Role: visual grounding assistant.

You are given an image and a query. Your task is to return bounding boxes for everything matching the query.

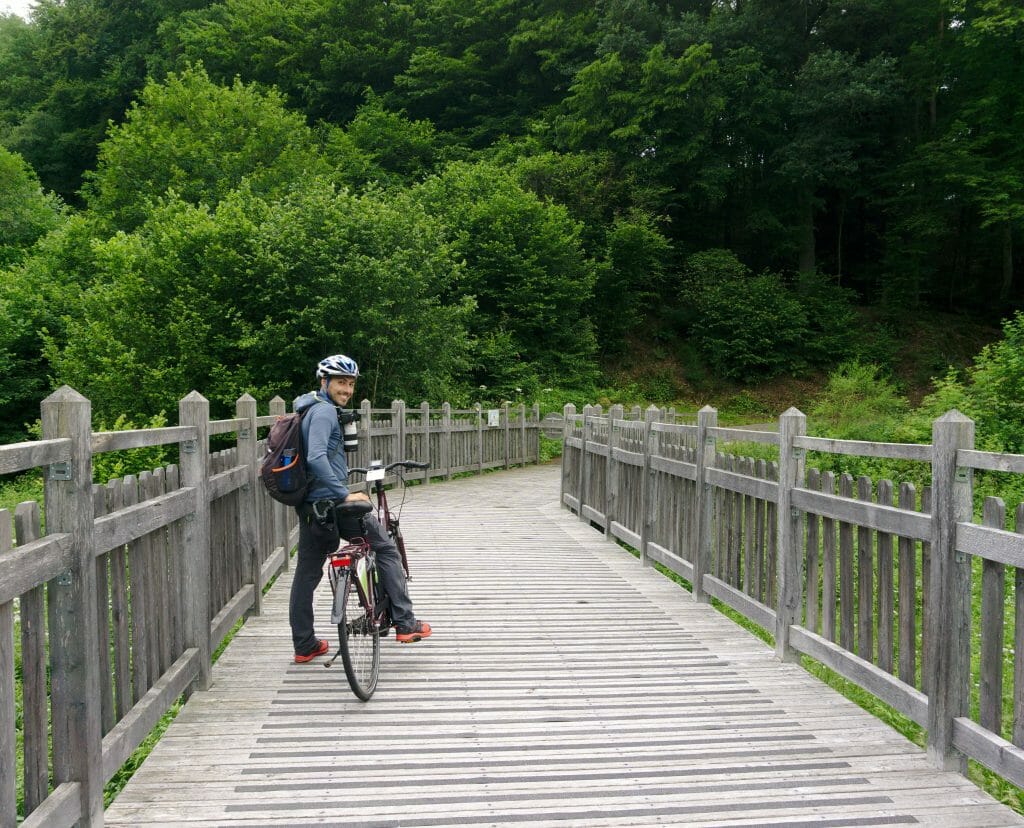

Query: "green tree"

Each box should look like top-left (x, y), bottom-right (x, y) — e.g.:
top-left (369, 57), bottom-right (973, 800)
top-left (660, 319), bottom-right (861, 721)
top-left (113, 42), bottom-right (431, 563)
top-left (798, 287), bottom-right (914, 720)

top-left (0, 144), bottom-right (63, 267)
top-left (83, 64), bottom-right (321, 230)
top-left (46, 180), bottom-right (473, 419)
top-left (410, 160), bottom-right (599, 393)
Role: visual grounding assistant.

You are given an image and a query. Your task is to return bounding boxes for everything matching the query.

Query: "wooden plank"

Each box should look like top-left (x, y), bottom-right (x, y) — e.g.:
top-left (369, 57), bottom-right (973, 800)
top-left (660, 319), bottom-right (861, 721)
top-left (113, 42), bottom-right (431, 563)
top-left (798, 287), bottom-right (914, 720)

top-left (20, 782), bottom-right (81, 828)
top-left (91, 426), bottom-right (194, 454)
top-left (14, 502), bottom-right (48, 816)
top-left (804, 468), bottom-right (820, 633)
top-left (897, 483), bottom-right (917, 687)
top-left (104, 465), bottom-right (1023, 828)
top-left (706, 466), bottom-right (778, 502)
top-left (795, 435), bottom-right (932, 462)
top-left (877, 480), bottom-right (895, 675)
top-left (0, 530), bottom-right (73, 605)
top-left (0, 511), bottom-right (15, 826)
top-left (708, 426), bottom-right (778, 445)
top-left (979, 498), bottom-right (1006, 735)
top-left (958, 521), bottom-right (1024, 567)
top-left (93, 486), bottom-right (115, 735)
top-left (0, 437), bottom-right (72, 475)
top-left (958, 448), bottom-right (1024, 474)
top-left (953, 716), bottom-right (1024, 789)
top-left (209, 417), bottom-right (246, 436)
top-left (649, 454), bottom-right (696, 481)
top-left (704, 574), bottom-right (775, 631)
top-left (839, 474), bottom-right (855, 652)
top-left (821, 471), bottom-right (837, 643)
top-left (209, 465), bottom-right (247, 501)
top-left (92, 487), bottom-right (196, 555)
top-left (792, 486), bottom-right (932, 541)
top-left (106, 479), bottom-right (132, 723)
top-left (857, 476), bottom-right (874, 663)
top-left (1015, 503), bottom-right (1024, 748)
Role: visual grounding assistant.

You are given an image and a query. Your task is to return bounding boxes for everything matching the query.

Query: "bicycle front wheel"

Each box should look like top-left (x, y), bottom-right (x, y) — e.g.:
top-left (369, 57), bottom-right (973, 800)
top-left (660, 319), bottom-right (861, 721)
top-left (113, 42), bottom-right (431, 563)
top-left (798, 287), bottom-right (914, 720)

top-left (338, 567), bottom-right (380, 700)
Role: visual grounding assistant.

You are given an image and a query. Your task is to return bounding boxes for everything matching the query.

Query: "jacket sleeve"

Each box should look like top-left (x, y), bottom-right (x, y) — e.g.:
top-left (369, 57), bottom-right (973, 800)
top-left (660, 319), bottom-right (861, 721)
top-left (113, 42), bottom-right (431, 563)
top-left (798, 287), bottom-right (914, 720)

top-left (304, 406), bottom-right (349, 500)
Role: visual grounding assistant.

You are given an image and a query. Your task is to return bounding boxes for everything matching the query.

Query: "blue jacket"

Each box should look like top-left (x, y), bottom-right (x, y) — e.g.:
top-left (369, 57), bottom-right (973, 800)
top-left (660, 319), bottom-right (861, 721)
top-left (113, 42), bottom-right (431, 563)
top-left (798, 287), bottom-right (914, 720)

top-left (294, 390), bottom-right (350, 502)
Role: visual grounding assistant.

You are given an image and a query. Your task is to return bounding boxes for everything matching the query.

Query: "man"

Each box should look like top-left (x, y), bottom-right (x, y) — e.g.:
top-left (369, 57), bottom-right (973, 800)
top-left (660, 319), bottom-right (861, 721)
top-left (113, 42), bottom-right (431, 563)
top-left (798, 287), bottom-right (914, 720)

top-left (289, 354), bottom-right (431, 662)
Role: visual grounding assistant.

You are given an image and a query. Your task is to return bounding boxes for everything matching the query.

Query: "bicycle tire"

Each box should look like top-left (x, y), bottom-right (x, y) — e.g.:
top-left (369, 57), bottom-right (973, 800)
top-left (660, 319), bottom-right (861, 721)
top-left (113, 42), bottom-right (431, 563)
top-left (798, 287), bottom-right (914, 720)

top-left (338, 567), bottom-right (380, 700)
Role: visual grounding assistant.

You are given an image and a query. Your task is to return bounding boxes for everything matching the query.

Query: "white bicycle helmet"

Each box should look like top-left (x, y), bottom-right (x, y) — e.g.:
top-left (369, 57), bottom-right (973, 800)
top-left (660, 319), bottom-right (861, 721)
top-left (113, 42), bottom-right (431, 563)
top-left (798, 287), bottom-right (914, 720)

top-left (316, 354), bottom-right (359, 379)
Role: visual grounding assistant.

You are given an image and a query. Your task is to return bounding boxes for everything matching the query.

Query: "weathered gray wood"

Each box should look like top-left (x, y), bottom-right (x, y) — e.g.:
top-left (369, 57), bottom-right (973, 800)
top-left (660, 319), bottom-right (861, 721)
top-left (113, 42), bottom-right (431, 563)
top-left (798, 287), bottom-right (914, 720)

top-left (0, 529), bottom-right (72, 605)
top-left (15, 502), bottom-right (48, 816)
top-left (103, 465), bottom-right (1024, 828)
top-left (704, 573), bottom-right (776, 631)
top-left (775, 408), bottom-right (806, 662)
top-left (101, 649), bottom-right (200, 783)
top-left (179, 391), bottom-right (212, 691)
top-left (92, 487), bottom-right (196, 555)
top-left (979, 497), bottom-right (1006, 735)
top-left (236, 394), bottom-right (262, 619)
top-left (92, 486), bottom-right (115, 735)
top-left (139, 471), bottom-right (161, 688)
top-left (708, 426), bottom-right (779, 445)
top-left (958, 448), bottom-right (1024, 474)
top-left (0, 510), bottom-right (15, 826)
top-left (791, 486), bottom-right (932, 540)
top-left (19, 781), bottom-right (81, 828)
top-left (693, 406), bottom-right (717, 603)
top-left (41, 385), bottom-right (104, 826)
top-left (640, 406), bottom-right (659, 568)
top-left (857, 476), bottom-right (874, 663)
top-left (208, 417), bottom-right (246, 436)
top-left (926, 411), bottom-right (974, 772)
top-left (790, 626), bottom-right (928, 726)
top-left (208, 464), bottom-right (247, 500)
top-left (898, 483), bottom-right (918, 687)
top-left (953, 717), bottom-right (1024, 789)
top-left (795, 435), bottom-right (932, 462)
top-left (106, 479), bottom-right (132, 723)
top-left (877, 479), bottom-right (895, 674)
top-left (1015, 502), bottom-right (1024, 748)
top-left (821, 471), bottom-right (837, 642)
top-left (605, 407), bottom-right (622, 541)
top-left (91, 426), bottom-right (194, 454)
top-left (958, 521), bottom-right (1024, 567)
top-left (804, 468), bottom-right (820, 632)
top-left (706, 466), bottom-right (778, 501)
top-left (839, 473), bottom-right (855, 651)
top-left (0, 437), bottom-right (71, 475)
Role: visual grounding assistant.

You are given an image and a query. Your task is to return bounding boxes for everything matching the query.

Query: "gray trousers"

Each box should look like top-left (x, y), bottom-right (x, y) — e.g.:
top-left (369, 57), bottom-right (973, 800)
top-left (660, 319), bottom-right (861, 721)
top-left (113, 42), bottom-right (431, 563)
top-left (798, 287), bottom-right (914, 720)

top-left (289, 507), bottom-right (416, 654)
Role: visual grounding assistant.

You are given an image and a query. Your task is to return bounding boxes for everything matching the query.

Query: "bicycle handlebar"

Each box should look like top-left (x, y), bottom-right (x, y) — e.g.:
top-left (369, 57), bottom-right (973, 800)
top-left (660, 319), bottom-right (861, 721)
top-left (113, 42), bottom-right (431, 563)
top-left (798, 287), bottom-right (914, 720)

top-left (349, 460), bottom-right (429, 475)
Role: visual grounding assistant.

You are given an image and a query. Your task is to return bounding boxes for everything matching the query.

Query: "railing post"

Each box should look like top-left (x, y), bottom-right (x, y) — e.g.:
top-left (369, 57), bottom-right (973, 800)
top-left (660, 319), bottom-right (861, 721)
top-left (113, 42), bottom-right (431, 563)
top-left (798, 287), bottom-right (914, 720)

top-left (561, 403), bottom-right (576, 510)
top-left (475, 403), bottom-right (484, 475)
top-left (520, 403), bottom-right (528, 467)
top-left (639, 405), bottom-right (659, 566)
top-left (269, 396), bottom-right (290, 570)
top-left (421, 401), bottom-right (431, 484)
top-left (531, 403), bottom-right (540, 464)
top-left (775, 407), bottom-right (806, 662)
top-left (442, 402), bottom-right (453, 480)
top-left (179, 391), bottom-right (212, 691)
top-left (41, 386), bottom-right (103, 826)
top-left (926, 410), bottom-right (974, 772)
top-left (579, 406), bottom-right (592, 524)
top-left (693, 405), bottom-right (718, 603)
top-left (359, 399), bottom-right (372, 470)
top-left (606, 404), bottom-right (624, 541)
top-left (392, 400), bottom-right (406, 464)
top-left (503, 402), bottom-right (511, 469)
top-left (236, 393), bottom-right (262, 617)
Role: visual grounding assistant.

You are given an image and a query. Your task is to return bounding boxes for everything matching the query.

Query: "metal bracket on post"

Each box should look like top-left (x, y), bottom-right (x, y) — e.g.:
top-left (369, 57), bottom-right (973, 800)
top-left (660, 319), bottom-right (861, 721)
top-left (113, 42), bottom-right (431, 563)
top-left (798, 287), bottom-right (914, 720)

top-left (182, 439), bottom-right (198, 455)
top-left (240, 427), bottom-right (251, 440)
top-left (48, 461), bottom-right (73, 481)
top-left (56, 570), bottom-right (72, 586)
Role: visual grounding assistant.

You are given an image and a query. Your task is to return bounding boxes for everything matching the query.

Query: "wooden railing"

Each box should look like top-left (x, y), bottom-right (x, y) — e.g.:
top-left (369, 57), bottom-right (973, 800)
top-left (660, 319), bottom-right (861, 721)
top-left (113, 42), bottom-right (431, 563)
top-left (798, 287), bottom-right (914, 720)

top-left (561, 402), bottom-right (1024, 786)
top-left (0, 388), bottom-right (541, 827)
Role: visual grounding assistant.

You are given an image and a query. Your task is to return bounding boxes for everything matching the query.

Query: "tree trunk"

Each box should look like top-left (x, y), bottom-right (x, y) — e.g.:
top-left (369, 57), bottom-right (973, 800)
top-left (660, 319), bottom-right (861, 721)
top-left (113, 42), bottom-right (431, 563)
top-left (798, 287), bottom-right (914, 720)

top-left (1001, 220), bottom-right (1014, 303)
top-left (798, 195), bottom-right (816, 274)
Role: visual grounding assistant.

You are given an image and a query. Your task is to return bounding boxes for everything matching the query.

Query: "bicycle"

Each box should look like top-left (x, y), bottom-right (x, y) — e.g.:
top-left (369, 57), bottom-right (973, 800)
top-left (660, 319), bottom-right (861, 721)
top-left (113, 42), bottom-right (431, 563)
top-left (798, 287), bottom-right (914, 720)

top-left (320, 459), bottom-right (427, 700)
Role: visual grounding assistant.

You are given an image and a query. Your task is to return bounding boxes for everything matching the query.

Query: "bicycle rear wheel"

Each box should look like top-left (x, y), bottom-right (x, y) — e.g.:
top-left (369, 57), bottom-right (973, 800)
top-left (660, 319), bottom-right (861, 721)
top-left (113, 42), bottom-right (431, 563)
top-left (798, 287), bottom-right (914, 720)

top-left (338, 567), bottom-right (380, 700)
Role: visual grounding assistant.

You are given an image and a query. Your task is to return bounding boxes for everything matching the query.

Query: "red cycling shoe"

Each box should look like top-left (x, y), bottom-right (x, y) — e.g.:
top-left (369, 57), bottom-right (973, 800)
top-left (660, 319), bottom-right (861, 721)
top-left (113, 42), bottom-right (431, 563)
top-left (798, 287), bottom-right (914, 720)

top-left (395, 621), bottom-right (432, 643)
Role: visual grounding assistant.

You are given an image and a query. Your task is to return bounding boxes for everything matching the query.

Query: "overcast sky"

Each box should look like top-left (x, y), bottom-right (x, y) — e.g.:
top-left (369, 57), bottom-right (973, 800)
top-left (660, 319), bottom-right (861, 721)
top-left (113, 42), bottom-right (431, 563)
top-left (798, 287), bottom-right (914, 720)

top-left (1, 0), bottom-right (33, 19)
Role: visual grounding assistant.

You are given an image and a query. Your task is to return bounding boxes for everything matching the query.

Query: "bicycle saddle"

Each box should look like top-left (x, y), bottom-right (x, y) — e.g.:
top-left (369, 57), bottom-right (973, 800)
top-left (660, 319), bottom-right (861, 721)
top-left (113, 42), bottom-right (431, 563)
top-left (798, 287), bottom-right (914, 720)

top-left (333, 500), bottom-right (373, 518)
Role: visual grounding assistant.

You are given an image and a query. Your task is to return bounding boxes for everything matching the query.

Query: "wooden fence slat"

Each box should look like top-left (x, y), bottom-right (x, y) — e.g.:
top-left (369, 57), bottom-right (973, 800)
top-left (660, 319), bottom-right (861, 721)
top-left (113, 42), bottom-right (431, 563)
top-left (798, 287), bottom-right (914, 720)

top-left (980, 497), bottom-right (1007, 735)
top-left (92, 485), bottom-right (115, 735)
top-left (0, 510), bottom-right (15, 826)
top-left (15, 502), bottom-right (47, 816)
top-left (805, 468), bottom-right (820, 633)
top-left (877, 479), bottom-right (894, 673)
top-left (839, 473), bottom-right (855, 652)
top-left (1014, 502), bottom-right (1024, 748)
top-left (821, 472), bottom-right (837, 643)
top-left (106, 479), bottom-right (131, 723)
top-left (897, 483), bottom-right (918, 687)
top-left (857, 475), bottom-right (875, 663)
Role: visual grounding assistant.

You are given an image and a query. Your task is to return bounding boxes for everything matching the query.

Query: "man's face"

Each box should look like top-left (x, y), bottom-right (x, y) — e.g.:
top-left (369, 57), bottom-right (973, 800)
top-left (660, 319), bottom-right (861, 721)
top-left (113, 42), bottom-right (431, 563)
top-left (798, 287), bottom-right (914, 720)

top-left (324, 375), bottom-right (356, 407)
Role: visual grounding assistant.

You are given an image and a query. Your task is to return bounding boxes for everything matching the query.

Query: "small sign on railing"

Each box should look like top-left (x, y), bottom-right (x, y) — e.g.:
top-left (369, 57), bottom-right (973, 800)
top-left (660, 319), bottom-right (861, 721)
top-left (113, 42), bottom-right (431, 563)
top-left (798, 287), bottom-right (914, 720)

top-left (487, 409), bottom-right (500, 427)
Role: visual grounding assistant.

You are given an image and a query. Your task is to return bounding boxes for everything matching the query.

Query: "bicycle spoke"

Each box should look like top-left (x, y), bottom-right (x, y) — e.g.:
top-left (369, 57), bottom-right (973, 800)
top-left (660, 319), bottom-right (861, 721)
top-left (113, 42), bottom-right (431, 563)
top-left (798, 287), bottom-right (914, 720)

top-left (338, 568), bottom-right (380, 700)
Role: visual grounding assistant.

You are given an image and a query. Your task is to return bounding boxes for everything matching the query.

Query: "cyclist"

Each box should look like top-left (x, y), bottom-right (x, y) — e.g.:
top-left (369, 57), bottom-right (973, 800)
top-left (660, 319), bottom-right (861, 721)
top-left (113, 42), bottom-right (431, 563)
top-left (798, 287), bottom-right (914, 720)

top-left (288, 353), bottom-right (432, 662)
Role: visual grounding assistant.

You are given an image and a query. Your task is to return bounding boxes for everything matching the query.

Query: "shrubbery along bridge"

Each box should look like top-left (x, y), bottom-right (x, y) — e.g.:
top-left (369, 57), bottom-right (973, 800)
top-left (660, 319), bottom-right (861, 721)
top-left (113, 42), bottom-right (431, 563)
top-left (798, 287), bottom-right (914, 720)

top-left (2, 387), bottom-right (1024, 825)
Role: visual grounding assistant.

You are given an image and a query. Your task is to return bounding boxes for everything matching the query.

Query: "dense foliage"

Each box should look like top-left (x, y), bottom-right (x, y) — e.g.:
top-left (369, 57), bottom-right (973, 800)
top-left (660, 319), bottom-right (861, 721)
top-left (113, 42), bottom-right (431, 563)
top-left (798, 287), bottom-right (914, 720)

top-left (0, 0), bottom-right (1022, 435)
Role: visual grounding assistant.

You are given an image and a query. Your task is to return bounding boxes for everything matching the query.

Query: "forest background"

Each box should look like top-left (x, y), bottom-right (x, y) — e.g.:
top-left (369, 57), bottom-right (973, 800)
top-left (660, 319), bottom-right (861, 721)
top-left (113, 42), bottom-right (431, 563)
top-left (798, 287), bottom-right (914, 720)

top-left (1, 0), bottom-right (1023, 463)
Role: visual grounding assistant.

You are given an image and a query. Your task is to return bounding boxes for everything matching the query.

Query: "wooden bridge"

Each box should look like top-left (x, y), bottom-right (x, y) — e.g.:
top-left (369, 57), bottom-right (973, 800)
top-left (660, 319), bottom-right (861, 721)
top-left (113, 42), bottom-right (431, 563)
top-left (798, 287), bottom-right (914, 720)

top-left (104, 464), bottom-right (1022, 827)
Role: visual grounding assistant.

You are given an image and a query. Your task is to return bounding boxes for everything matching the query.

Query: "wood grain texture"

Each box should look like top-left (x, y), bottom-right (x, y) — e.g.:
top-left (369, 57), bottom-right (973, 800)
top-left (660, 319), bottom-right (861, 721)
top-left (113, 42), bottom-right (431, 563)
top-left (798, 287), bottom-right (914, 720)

top-left (105, 465), bottom-right (1024, 827)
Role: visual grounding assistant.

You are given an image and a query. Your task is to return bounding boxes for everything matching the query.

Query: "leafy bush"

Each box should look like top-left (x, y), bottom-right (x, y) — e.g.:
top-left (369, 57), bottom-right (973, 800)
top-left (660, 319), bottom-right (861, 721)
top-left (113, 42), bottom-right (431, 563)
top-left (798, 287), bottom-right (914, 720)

top-left (809, 361), bottom-right (909, 442)
top-left (691, 271), bottom-right (808, 380)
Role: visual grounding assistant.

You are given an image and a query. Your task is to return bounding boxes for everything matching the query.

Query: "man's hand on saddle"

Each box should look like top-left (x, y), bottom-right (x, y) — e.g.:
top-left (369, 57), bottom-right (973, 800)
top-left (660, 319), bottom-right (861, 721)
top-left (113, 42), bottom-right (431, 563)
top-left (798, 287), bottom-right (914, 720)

top-left (345, 491), bottom-right (370, 503)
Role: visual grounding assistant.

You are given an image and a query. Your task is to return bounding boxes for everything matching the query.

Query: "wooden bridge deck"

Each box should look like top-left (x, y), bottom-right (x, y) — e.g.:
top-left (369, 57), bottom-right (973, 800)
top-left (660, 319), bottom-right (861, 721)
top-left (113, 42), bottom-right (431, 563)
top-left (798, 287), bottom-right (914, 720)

top-left (105, 464), bottom-right (1024, 827)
